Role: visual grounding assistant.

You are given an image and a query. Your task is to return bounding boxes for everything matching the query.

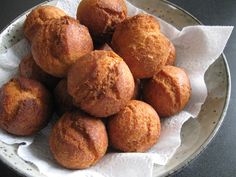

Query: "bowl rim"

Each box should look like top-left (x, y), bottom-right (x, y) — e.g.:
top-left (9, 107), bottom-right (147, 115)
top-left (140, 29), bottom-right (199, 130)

top-left (0, 1), bottom-right (231, 177)
top-left (159, 0), bottom-right (231, 176)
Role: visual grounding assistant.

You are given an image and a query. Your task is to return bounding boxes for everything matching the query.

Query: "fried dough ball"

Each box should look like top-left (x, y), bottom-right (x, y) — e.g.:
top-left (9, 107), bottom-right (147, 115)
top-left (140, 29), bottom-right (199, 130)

top-left (32, 16), bottom-right (93, 77)
top-left (77, 0), bottom-right (127, 43)
top-left (19, 54), bottom-right (60, 90)
top-left (112, 14), bottom-right (173, 79)
top-left (108, 100), bottom-right (161, 152)
top-left (53, 79), bottom-right (76, 116)
top-left (49, 111), bottom-right (108, 169)
top-left (166, 41), bottom-right (176, 66)
top-left (68, 50), bottom-right (135, 117)
top-left (24, 5), bottom-right (66, 42)
top-left (143, 66), bottom-right (191, 117)
top-left (0, 77), bottom-right (53, 136)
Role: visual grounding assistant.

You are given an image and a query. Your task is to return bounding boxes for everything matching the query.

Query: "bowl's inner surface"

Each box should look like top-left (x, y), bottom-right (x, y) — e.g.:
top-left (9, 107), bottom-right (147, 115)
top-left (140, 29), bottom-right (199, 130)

top-left (0, 1), bottom-right (229, 177)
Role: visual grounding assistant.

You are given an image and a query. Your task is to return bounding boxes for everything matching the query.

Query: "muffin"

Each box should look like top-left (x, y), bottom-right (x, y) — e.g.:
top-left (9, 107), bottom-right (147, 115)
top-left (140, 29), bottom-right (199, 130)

top-left (0, 77), bottom-right (53, 136)
top-left (112, 14), bottom-right (171, 79)
top-left (166, 41), bottom-right (176, 66)
top-left (108, 100), bottom-right (161, 152)
top-left (32, 16), bottom-right (94, 78)
top-left (19, 54), bottom-right (60, 90)
top-left (77, 0), bottom-right (127, 43)
top-left (143, 66), bottom-right (191, 117)
top-left (53, 79), bottom-right (76, 116)
top-left (24, 5), bottom-right (66, 42)
top-left (68, 50), bottom-right (135, 117)
top-left (49, 111), bottom-right (108, 169)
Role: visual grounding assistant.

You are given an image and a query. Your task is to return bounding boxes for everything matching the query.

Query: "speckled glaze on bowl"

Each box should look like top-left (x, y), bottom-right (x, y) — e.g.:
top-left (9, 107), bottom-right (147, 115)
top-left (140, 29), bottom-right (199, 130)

top-left (0, 0), bottom-right (230, 177)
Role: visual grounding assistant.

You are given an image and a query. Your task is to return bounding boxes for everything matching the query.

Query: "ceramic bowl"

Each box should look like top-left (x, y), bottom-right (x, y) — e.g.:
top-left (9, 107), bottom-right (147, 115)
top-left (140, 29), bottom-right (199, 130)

top-left (0, 0), bottom-right (230, 177)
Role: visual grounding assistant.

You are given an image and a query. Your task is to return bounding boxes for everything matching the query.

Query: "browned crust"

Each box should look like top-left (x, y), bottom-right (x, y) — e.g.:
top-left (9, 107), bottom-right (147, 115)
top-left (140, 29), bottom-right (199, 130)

top-left (68, 50), bottom-right (135, 117)
top-left (108, 100), bottom-right (161, 152)
top-left (143, 66), bottom-right (191, 117)
top-left (19, 54), bottom-right (60, 90)
top-left (0, 77), bottom-right (53, 136)
top-left (32, 16), bottom-right (94, 77)
top-left (24, 5), bottom-right (66, 42)
top-left (165, 41), bottom-right (176, 66)
top-left (77, 0), bottom-right (127, 43)
top-left (53, 79), bottom-right (76, 116)
top-left (112, 14), bottom-right (170, 79)
top-left (49, 111), bottom-right (108, 169)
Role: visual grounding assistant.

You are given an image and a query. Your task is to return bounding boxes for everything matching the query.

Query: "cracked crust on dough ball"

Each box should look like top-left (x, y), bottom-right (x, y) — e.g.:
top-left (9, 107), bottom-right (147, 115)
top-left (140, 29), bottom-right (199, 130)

top-left (143, 66), bottom-right (191, 117)
top-left (49, 111), bottom-right (108, 169)
top-left (0, 77), bottom-right (53, 136)
top-left (32, 16), bottom-right (93, 77)
top-left (112, 14), bottom-right (172, 78)
top-left (68, 50), bottom-right (135, 117)
top-left (77, 0), bottom-right (127, 43)
top-left (108, 100), bottom-right (161, 152)
top-left (24, 5), bottom-right (66, 42)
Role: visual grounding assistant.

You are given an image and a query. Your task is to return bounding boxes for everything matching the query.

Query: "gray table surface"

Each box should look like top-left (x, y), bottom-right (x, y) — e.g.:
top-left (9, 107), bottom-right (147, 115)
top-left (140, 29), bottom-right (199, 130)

top-left (0, 0), bottom-right (236, 177)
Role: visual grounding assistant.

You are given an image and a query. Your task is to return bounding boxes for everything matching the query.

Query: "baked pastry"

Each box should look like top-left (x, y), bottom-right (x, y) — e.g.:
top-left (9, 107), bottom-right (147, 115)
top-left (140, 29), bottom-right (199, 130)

top-left (143, 66), bottom-right (191, 117)
top-left (32, 16), bottom-right (94, 78)
top-left (0, 77), bottom-right (53, 136)
top-left (108, 100), bottom-right (161, 152)
top-left (49, 111), bottom-right (108, 169)
top-left (68, 50), bottom-right (135, 117)
top-left (19, 54), bottom-right (60, 90)
top-left (54, 79), bottom-right (76, 116)
top-left (166, 41), bottom-right (176, 66)
top-left (24, 5), bottom-right (66, 42)
top-left (112, 14), bottom-right (172, 79)
top-left (77, 0), bottom-right (127, 43)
